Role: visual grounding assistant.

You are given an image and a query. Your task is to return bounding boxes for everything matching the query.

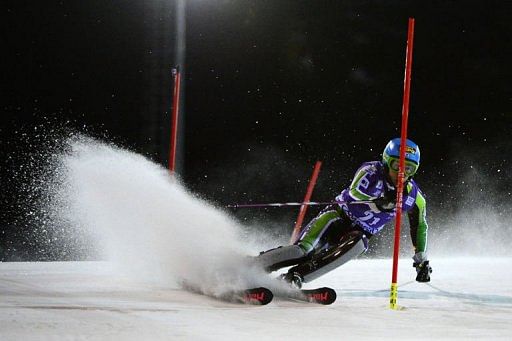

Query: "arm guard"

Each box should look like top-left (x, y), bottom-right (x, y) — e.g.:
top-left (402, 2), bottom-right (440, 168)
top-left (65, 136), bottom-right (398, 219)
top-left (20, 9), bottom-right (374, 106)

top-left (407, 188), bottom-right (428, 253)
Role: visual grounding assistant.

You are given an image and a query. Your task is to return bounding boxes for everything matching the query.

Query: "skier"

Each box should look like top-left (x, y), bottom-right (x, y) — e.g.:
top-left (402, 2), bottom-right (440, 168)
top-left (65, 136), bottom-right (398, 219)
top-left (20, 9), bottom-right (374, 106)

top-left (256, 138), bottom-right (432, 288)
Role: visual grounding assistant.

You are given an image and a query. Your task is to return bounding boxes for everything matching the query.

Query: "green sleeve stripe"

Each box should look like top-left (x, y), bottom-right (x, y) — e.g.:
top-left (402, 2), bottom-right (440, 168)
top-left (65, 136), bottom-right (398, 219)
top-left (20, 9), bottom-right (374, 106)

top-left (414, 190), bottom-right (428, 253)
top-left (349, 188), bottom-right (372, 200)
top-left (349, 168), bottom-right (373, 200)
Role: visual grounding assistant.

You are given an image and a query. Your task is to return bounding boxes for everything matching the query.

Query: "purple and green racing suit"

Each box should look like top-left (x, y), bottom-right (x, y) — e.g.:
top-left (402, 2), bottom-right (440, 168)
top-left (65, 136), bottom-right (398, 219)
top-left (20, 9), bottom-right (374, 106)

top-left (298, 161), bottom-right (428, 256)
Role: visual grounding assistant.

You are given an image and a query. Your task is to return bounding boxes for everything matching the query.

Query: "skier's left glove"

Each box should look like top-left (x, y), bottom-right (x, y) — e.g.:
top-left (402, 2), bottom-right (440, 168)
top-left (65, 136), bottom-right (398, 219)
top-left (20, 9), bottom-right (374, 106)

top-left (414, 261), bottom-right (432, 282)
top-left (412, 252), bottom-right (432, 282)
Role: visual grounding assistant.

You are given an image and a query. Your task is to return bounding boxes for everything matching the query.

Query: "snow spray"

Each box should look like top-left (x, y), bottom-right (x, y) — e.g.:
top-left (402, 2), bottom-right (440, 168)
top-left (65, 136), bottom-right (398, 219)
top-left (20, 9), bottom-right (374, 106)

top-left (54, 136), bottom-right (272, 296)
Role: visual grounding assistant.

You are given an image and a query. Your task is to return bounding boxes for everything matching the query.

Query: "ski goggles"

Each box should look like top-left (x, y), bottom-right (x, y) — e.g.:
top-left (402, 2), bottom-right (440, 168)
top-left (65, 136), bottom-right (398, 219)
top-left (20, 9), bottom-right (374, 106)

top-left (388, 158), bottom-right (419, 176)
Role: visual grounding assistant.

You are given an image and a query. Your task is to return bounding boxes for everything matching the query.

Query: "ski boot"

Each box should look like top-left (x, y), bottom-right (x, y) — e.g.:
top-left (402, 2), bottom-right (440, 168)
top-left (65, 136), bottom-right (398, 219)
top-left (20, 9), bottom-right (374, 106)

top-left (279, 271), bottom-right (304, 289)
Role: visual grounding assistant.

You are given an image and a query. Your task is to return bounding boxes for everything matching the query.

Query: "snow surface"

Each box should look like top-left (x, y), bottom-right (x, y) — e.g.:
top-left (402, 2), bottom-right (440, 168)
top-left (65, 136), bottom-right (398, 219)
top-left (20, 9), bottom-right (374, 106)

top-left (1, 258), bottom-right (512, 340)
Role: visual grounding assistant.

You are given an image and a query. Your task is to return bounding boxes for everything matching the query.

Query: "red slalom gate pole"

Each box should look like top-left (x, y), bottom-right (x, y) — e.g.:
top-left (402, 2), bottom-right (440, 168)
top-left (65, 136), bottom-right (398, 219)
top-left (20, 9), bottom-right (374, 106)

top-left (290, 161), bottom-right (322, 244)
top-left (169, 67), bottom-right (182, 173)
top-left (390, 18), bottom-right (415, 310)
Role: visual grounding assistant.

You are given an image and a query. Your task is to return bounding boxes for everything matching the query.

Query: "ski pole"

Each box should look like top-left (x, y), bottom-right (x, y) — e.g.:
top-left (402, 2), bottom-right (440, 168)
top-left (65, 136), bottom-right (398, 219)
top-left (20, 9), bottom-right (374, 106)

top-left (227, 200), bottom-right (374, 209)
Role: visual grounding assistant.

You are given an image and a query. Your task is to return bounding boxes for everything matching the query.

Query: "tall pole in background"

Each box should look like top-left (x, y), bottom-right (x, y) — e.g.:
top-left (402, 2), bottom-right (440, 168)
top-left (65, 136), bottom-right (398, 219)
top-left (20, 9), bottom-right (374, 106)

top-left (169, 67), bottom-right (181, 173)
top-left (171, 0), bottom-right (186, 176)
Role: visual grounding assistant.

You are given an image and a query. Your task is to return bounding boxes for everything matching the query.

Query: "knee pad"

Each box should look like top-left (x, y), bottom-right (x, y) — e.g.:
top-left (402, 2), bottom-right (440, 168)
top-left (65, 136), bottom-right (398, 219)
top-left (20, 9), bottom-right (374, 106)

top-left (289, 231), bottom-right (368, 283)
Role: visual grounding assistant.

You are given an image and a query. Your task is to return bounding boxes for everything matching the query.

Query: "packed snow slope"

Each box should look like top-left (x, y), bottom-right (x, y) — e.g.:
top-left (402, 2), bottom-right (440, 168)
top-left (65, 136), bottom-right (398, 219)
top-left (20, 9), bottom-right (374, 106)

top-left (1, 259), bottom-right (512, 340)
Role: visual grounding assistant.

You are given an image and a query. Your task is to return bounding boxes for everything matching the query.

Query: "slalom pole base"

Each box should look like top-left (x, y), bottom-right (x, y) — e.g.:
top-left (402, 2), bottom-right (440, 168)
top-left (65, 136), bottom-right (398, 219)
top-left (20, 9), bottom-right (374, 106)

top-left (389, 283), bottom-right (406, 310)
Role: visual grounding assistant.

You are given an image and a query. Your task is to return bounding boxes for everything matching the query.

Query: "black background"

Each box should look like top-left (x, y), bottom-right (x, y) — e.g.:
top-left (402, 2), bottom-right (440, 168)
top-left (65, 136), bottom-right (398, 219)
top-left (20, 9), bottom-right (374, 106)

top-left (2, 1), bottom-right (512, 260)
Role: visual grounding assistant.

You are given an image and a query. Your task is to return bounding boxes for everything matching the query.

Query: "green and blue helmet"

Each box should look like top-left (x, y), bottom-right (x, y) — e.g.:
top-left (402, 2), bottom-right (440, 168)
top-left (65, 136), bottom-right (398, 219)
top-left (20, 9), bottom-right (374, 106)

top-left (382, 138), bottom-right (420, 177)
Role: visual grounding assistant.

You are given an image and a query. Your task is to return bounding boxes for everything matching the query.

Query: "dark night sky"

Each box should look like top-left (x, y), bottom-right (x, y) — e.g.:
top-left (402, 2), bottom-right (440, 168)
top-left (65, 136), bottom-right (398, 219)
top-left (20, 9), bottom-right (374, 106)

top-left (2, 1), bottom-right (512, 259)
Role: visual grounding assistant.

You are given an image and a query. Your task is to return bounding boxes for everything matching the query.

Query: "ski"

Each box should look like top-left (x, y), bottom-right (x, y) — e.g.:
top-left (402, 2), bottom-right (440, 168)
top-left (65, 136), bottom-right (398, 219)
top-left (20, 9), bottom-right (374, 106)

top-left (226, 287), bottom-right (274, 305)
top-left (181, 280), bottom-right (273, 305)
top-left (279, 287), bottom-right (337, 305)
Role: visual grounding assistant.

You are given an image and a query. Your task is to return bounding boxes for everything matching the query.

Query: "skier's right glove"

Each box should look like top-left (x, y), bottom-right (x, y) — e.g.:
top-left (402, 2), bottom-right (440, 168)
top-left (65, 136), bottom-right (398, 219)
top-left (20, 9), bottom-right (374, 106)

top-left (374, 195), bottom-right (396, 212)
top-left (374, 186), bottom-right (411, 212)
top-left (413, 260), bottom-right (432, 282)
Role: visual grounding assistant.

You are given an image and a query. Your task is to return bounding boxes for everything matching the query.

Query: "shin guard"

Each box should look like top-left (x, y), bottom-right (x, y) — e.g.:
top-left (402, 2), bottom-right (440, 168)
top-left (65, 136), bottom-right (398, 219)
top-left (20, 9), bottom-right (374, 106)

top-left (256, 245), bottom-right (308, 272)
top-left (290, 232), bottom-right (368, 283)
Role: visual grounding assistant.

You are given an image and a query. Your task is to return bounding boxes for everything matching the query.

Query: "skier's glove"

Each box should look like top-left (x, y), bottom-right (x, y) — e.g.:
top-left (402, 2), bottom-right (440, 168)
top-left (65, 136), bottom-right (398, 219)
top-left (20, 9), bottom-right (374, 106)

top-left (413, 260), bottom-right (432, 282)
top-left (374, 195), bottom-right (395, 212)
top-left (374, 185), bottom-right (410, 212)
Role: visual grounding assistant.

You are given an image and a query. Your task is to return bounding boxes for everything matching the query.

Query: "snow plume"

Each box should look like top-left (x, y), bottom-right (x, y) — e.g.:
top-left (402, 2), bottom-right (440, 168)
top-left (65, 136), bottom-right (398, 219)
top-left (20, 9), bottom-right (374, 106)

top-left (428, 161), bottom-right (512, 257)
top-left (430, 204), bottom-right (511, 257)
top-left (54, 136), bottom-right (271, 295)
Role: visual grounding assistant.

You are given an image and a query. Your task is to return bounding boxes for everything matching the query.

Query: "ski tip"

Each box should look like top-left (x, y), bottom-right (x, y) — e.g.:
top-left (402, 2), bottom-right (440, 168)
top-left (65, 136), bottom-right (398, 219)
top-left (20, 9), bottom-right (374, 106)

top-left (181, 280), bottom-right (273, 306)
top-left (302, 287), bottom-right (337, 305)
top-left (243, 287), bottom-right (273, 305)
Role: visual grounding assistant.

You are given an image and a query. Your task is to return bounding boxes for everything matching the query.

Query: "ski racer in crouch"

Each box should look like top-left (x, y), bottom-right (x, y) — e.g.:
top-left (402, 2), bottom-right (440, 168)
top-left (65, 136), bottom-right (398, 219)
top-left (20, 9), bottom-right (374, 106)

top-left (256, 138), bottom-right (432, 288)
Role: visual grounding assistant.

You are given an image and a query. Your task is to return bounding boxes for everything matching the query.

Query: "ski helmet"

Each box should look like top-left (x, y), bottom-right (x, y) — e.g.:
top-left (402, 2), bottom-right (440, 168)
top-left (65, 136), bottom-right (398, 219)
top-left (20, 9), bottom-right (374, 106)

top-left (382, 138), bottom-right (420, 176)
